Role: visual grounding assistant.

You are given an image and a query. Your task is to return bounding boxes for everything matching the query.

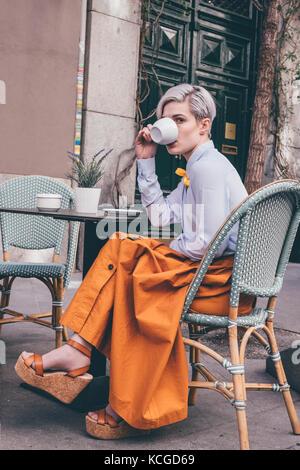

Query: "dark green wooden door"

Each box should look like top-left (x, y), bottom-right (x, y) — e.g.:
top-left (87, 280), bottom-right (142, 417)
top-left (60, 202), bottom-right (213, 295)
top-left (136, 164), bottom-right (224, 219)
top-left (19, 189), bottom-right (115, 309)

top-left (138, 0), bottom-right (261, 196)
top-left (191, 0), bottom-right (261, 180)
top-left (138, 0), bottom-right (192, 193)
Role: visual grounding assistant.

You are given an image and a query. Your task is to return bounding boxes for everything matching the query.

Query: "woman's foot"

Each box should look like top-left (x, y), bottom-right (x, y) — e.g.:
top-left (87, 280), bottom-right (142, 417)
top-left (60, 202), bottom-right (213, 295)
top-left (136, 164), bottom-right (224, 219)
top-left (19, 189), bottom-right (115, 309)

top-left (15, 334), bottom-right (93, 404)
top-left (21, 333), bottom-right (91, 373)
top-left (88, 404), bottom-right (122, 424)
top-left (85, 407), bottom-right (150, 439)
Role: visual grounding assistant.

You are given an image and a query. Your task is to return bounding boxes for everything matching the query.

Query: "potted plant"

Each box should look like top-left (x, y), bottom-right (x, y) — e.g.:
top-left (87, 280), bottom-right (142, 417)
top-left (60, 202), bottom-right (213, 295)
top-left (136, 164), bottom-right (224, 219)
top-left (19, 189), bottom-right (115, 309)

top-left (66, 148), bottom-right (112, 213)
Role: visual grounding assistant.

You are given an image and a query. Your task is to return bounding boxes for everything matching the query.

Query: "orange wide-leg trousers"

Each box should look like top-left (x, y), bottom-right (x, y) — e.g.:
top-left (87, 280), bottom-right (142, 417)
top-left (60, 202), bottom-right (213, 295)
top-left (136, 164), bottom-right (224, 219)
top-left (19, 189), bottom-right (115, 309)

top-left (60, 232), bottom-right (254, 430)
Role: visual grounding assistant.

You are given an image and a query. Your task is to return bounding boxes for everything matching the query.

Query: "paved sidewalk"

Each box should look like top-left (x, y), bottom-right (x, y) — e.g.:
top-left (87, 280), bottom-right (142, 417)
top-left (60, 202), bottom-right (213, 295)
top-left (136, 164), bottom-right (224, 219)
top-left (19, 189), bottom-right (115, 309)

top-left (1, 264), bottom-right (300, 451)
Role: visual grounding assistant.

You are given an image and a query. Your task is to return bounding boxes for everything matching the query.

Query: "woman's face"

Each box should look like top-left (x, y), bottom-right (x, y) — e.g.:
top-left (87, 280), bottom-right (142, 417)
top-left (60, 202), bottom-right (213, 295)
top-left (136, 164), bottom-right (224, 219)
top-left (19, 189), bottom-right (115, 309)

top-left (162, 98), bottom-right (210, 160)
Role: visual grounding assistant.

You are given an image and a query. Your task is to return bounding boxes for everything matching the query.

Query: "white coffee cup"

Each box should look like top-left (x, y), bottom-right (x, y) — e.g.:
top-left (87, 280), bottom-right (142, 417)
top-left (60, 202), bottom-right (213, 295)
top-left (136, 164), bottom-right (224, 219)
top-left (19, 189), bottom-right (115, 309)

top-left (36, 194), bottom-right (62, 212)
top-left (150, 117), bottom-right (178, 145)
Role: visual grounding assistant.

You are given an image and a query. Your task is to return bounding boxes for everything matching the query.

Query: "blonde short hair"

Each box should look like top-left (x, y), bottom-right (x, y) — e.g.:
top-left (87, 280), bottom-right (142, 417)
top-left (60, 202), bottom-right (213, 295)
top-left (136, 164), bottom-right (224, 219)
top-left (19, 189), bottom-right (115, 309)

top-left (156, 83), bottom-right (216, 128)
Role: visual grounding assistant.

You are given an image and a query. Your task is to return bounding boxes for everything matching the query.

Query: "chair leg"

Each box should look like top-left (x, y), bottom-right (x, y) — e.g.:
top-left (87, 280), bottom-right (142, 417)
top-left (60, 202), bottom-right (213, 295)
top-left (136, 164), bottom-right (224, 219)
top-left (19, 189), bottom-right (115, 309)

top-left (52, 277), bottom-right (64, 348)
top-left (267, 326), bottom-right (300, 434)
top-left (232, 374), bottom-right (250, 450)
top-left (0, 295), bottom-right (4, 335)
top-left (188, 353), bottom-right (200, 406)
top-left (188, 325), bottom-right (200, 406)
top-left (228, 312), bottom-right (250, 450)
top-left (280, 381), bottom-right (300, 434)
top-left (0, 277), bottom-right (10, 335)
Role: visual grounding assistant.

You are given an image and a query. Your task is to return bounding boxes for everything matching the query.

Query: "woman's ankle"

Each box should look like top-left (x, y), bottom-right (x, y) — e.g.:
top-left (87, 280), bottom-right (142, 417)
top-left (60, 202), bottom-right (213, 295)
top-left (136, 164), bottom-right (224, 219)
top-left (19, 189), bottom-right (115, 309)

top-left (70, 333), bottom-right (92, 351)
top-left (20, 335), bottom-right (92, 373)
top-left (106, 404), bottom-right (122, 423)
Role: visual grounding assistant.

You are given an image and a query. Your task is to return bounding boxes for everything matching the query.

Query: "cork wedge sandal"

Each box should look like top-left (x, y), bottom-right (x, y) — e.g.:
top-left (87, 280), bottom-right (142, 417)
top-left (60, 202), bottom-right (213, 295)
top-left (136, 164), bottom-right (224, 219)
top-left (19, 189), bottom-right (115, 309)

top-left (85, 409), bottom-right (150, 440)
top-left (14, 339), bottom-right (93, 404)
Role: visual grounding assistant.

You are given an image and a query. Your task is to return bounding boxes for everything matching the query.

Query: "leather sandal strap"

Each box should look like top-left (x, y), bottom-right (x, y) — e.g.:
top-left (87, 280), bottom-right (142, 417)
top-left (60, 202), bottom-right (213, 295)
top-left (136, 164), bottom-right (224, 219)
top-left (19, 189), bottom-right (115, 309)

top-left (67, 339), bottom-right (91, 358)
top-left (97, 409), bottom-right (106, 425)
top-left (96, 409), bottom-right (119, 428)
top-left (34, 354), bottom-right (44, 376)
top-left (105, 412), bottom-right (119, 428)
top-left (24, 354), bottom-right (35, 368)
top-left (24, 353), bottom-right (43, 377)
top-left (66, 366), bottom-right (90, 378)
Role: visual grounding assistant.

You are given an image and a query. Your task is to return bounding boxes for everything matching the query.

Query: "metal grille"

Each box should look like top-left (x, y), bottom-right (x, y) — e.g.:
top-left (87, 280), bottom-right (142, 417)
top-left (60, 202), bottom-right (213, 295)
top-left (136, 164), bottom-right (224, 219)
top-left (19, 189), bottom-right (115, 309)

top-left (201, 0), bottom-right (251, 17)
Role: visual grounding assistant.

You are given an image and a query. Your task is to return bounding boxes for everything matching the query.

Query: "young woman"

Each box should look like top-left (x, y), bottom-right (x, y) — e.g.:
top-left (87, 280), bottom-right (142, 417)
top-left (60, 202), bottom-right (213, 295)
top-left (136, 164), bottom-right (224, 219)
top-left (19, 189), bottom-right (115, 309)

top-left (15, 84), bottom-right (254, 440)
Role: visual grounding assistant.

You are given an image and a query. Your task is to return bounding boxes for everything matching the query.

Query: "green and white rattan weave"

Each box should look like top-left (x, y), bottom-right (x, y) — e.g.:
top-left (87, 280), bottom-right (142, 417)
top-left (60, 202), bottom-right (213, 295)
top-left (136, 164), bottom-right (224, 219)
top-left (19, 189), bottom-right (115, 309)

top-left (0, 175), bottom-right (80, 347)
top-left (180, 179), bottom-right (300, 450)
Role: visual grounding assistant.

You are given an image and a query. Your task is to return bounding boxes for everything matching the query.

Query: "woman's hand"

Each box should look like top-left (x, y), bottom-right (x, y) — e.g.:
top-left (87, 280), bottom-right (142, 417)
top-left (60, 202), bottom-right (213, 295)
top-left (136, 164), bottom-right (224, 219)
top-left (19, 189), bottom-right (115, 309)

top-left (135, 124), bottom-right (157, 159)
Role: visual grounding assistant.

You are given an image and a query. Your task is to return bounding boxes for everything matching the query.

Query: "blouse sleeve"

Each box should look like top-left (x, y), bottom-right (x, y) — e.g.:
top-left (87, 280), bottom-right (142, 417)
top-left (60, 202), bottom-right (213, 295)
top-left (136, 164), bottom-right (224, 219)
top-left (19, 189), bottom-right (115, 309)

top-left (137, 157), bottom-right (183, 227)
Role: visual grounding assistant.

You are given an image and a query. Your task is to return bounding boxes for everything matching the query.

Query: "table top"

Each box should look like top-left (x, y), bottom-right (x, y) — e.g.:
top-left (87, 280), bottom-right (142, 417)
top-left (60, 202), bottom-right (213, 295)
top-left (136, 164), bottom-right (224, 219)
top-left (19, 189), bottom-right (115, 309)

top-left (0, 206), bottom-right (143, 222)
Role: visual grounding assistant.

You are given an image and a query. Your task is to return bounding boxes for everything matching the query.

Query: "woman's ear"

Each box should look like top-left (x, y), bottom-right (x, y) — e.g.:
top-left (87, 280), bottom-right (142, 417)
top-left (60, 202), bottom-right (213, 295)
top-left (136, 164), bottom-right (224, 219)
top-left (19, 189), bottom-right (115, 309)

top-left (199, 118), bottom-right (211, 135)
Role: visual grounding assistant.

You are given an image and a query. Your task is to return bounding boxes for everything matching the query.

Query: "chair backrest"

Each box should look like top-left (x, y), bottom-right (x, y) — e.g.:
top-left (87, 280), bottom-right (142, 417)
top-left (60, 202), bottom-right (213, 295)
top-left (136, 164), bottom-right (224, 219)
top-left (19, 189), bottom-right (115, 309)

top-left (0, 175), bottom-right (74, 254)
top-left (181, 180), bottom-right (300, 318)
top-left (230, 183), bottom-right (300, 306)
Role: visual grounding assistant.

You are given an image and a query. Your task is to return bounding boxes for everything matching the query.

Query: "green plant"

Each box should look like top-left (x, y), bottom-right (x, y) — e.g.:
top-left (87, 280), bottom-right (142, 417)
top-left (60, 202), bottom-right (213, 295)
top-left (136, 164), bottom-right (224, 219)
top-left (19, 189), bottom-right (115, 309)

top-left (66, 148), bottom-right (113, 188)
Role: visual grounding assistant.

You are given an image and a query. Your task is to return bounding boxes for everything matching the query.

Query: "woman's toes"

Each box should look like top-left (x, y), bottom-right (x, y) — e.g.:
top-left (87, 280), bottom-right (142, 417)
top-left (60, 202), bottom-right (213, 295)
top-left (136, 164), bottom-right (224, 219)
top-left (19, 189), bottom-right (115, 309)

top-left (20, 342), bottom-right (91, 374)
top-left (21, 351), bottom-right (36, 369)
top-left (88, 412), bottom-right (99, 421)
top-left (21, 351), bottom-right (33, 361)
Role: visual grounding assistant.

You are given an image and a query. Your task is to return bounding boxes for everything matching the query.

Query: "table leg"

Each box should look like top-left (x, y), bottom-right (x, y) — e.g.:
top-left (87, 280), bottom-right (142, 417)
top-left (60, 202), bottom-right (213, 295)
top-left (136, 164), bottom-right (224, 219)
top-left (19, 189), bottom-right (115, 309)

top-left (83, 221), bottom-right (107, 278)
top-left (82, 219), bottom-right (138, 377)
top-left (83, 221), bottom-right (108, 377)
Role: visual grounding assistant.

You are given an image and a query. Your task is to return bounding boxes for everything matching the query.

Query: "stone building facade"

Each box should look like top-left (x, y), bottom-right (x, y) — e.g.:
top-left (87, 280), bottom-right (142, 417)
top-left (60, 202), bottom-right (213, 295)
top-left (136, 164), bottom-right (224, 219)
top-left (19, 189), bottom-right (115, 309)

top-left (0, 0), bottom-right (141, 263)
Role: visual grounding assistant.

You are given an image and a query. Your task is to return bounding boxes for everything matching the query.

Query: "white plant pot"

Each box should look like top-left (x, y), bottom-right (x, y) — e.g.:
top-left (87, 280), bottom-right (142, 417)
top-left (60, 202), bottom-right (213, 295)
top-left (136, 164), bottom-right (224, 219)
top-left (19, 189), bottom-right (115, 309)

top-left (74, 187), bottom-right (101, 213)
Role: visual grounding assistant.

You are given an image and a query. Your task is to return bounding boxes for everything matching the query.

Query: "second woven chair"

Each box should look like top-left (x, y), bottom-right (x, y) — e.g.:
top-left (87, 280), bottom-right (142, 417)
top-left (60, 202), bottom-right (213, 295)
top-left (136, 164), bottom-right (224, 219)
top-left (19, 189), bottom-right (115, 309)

top-left (0, 176), bottom-right (80, 347)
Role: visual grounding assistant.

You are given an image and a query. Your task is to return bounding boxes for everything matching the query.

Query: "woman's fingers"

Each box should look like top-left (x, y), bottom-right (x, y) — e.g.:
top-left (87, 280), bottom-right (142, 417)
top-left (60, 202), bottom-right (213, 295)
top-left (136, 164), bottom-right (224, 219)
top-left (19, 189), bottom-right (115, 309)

top-left (143, 130), bottom-right (152, 143)
top-left (137, 126), bottom-right (152, 144)
top-left (135, 125), bottom-right (157, 159)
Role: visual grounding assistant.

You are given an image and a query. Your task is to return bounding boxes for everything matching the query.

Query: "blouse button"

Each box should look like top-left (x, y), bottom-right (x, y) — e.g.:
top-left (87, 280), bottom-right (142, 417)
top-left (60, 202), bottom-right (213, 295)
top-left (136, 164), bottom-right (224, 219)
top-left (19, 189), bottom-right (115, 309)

top-left (108, 264), bottom-right (114, 270)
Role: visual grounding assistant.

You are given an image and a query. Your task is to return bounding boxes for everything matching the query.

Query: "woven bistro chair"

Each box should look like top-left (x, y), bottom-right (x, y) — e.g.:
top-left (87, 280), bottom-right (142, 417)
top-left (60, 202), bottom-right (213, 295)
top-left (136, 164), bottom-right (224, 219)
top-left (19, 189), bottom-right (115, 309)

top-left (180, 179), bottom-right (300, 450)
top-left (0, 176), bottom-right (80, 348)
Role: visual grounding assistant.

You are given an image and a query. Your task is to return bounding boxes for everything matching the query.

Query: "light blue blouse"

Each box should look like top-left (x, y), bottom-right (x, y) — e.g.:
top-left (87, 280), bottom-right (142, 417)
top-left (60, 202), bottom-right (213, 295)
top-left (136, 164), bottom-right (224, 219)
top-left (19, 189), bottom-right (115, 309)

top-left (137, 140), bottom-right (248, 260)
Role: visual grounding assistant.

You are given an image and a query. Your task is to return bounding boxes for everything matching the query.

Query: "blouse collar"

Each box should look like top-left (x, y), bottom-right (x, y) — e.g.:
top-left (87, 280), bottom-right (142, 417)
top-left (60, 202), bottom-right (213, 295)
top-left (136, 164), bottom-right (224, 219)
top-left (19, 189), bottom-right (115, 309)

top-left (186, 140), bottom-right (215, 174)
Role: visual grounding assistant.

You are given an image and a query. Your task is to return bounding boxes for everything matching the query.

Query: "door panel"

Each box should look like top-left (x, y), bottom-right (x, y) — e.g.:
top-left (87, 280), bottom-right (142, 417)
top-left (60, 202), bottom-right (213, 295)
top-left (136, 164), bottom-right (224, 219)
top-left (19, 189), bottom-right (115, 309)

top-left (197, 29), bottom-right (250, 80)
top-left (191, 1), bottom-right (259, 179)
top-left (139, 77), bottom-right (185, 192)
top-left (137, 0), bottom-right (260, 196)
top-left (138, 1), bottom-right (192, 194)
top-left (201, 0), bottom-right (251, 19)
top-left (194, 78), bottom-right (249, 178)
